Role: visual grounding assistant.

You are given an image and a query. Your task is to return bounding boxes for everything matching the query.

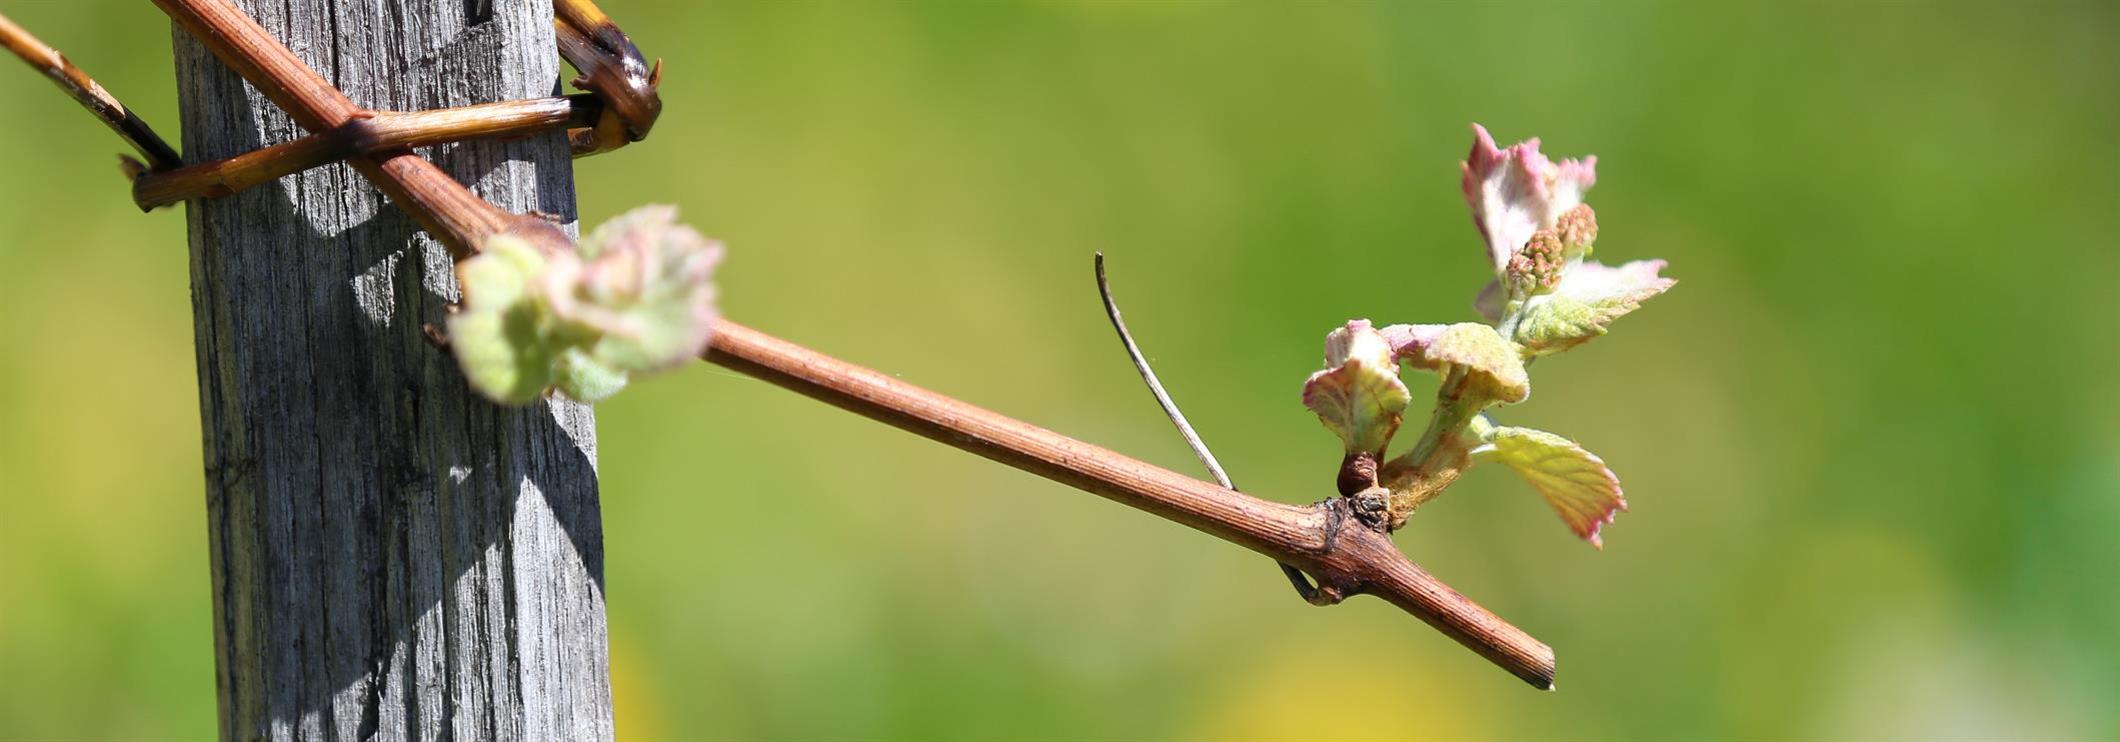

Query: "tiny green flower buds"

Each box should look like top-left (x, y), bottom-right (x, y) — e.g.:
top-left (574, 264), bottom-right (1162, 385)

top-left (1505, 229), bottom-right (1568, 300)
top-left (1296, 123), bottom-right (1668, 547)
top-left (1555, 203), bottom-right (1598, 256)
top-left (447, 205), bottom-right (723, 405)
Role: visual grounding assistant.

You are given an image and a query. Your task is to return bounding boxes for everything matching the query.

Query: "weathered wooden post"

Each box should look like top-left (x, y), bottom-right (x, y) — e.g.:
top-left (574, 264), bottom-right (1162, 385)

top-left (171, 0), bottom-right (612, 738)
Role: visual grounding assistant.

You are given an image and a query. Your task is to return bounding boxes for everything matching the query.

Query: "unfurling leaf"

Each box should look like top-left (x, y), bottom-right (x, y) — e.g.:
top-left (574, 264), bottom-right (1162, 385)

top-left (1461, 124), bottom-right (1597, 276)
top-left (1513, 259), bottom-right (1674, 355)
top-left (562, 204), bottom-right (724, 372)
top-left (447, 205), bottom-right (723, 405)
top-left (1394, 322), bottom-right (1529, 405)
top-left (449, 235), bottom-right (570, 404)
top-left (554, 347), bottom-right (629, 403)
top-left (1472, 279), bottom-right (1507, 324)
top-left (1303, 320), bottom-right (1412, 455)
top-left (1474, 426), bottom-right (1627, 547)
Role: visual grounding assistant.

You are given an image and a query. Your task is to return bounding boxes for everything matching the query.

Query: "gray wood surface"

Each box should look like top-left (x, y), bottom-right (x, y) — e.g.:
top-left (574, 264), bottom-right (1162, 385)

top-left (172, 1), bottom-right (612, 738)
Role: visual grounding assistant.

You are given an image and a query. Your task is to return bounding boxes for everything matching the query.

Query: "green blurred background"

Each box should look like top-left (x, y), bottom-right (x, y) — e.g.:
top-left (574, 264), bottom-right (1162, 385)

top-left (3, 1), bottom-right (2116, 739)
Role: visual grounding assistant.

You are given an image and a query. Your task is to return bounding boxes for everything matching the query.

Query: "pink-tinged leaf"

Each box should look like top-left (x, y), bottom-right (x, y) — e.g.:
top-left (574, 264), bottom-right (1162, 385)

top-left (1393, 322), bottom-right (1529, 404)
top-left (445, 206), bottom-right (726, 406)
top-left (1513, 259), bottom-right (1675, 355)
top-left (1303, 320), bottom-right (1412, 455)
top-left (1375, 323), bottom-right (1447, 359)
top-left (1475, 426), bottom-right (1627, 547)
top-left (1471, 279), bottom-right (1506, 324)
top-left (561, 205), bottom-right (724, 373)
top-left (1461, 124), bottom-right (1597, 276)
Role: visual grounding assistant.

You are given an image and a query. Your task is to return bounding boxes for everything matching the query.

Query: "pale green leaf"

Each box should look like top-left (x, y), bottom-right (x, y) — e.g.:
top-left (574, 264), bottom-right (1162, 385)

top-left (457, 234), bottom-right (548, 307)
top-left (448, 302), bottom-right (558, 405)
top-left (1303, 320), bottom-right (1412, 455)
top-left (1514, 259), bottom-right (1673, 355)
top-left (554, 348), bottom-right (629, 403)
top-left (1398, 322), bottom-right (1529, 404)
top-left (561, 205), bottom-right (723, 372)
top-left (1475, 426), bottom-right (1627, 547)
top-left (444, 208), bottom-right (724, 406)
top-left (448, 236), bottom-right (562, 404)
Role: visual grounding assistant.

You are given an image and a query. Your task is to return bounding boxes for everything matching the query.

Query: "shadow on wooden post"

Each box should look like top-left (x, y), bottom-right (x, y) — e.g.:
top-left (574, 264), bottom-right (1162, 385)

top-left (172, 1), bottom-right (613, 738)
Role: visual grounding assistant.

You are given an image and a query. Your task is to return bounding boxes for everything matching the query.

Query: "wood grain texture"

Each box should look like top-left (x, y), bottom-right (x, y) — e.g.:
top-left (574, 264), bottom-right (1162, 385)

top-left (156, 0), bottom-right (544, 259)
top-left (172, 0), bottom-right (612, 738)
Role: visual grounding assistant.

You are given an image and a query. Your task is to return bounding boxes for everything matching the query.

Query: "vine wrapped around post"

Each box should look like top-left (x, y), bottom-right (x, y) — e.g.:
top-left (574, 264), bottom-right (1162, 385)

top-left (0, 0), bottom-right (1692, 697)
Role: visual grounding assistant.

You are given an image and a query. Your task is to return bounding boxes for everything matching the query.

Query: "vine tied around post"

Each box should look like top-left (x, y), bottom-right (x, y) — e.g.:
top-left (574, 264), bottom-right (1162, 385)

top-left (6, 0), bottom-right (1585, 688)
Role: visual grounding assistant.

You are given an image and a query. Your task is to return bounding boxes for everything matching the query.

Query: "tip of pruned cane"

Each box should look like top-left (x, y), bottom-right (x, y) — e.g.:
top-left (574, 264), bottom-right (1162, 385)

top-left (118, 154), bottom-right (147, 182)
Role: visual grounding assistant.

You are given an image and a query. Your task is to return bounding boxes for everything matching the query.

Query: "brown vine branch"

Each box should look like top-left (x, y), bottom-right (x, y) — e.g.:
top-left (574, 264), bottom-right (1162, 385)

top-left (151, 0), bottom-right (564, 258)
top-left (0, 10), bottom-right (181, 172)
top-left (2, 9), bottom-right (630, 210)
top-left (703, 320), bottom-right (1555, 688)
top-left (553, 0), bottom-right (661, 155)
top-left (145, 0), bottom-right (1556, 688)
top-left (130, 95), bottom-right (601, 210)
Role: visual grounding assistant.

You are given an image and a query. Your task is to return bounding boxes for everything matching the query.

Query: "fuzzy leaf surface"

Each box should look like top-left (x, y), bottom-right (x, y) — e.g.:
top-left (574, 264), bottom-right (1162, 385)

top-left (1397, 322), bottom-right (1530, 404)
top-left (1514, 259), bottom-right (1675, 355)
top-left (1303, 320), bottom-right (1412, 455)
top-left (447, 205), bottom-right (724, 405)
top-left (1477, 426), bottom-right (1627, 547)
top-left (1461, 124), bottom-right (1597, 275)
